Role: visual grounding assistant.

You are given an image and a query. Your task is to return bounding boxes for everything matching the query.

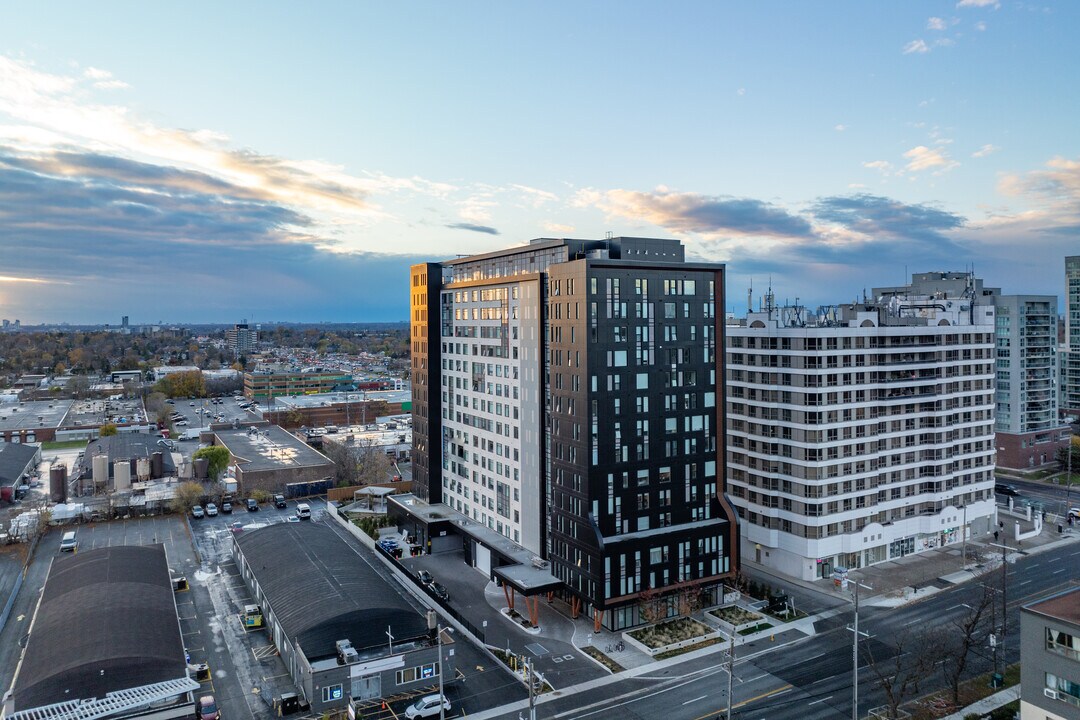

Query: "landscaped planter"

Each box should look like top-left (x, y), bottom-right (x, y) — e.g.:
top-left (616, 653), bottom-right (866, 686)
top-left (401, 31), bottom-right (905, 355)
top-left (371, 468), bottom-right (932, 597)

top-left (623, 617), bottom-right (721, 657)
top-left (704, 604), bottom-right (769, 634)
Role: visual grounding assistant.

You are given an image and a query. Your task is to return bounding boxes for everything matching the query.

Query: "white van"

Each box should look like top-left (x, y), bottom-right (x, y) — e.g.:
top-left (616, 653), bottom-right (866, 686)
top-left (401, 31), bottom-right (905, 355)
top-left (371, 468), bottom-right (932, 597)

top-left (60, 531), bottom-right (78, 552)
top-left (296, 503), bottom-right (311, 520)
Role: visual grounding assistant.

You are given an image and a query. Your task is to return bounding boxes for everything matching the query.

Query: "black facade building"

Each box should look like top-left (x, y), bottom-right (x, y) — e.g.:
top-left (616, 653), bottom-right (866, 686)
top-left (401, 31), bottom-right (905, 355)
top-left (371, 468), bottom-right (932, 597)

top-left (410, 237), bottom-right (738, 631)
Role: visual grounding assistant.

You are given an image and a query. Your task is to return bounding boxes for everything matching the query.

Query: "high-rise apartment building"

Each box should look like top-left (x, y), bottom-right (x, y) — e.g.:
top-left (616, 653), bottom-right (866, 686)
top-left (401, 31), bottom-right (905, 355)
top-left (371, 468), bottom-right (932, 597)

top-left (992, 295), bottom-right (1071, 468)
top-left (1061, 256), bottom-right (1080, 412)
top-left (726, 276), bottom-right (997, 580)
top-left (226, 322), bottom-right (257, 359)
top-left (411, 237), bottom-right (739, 630)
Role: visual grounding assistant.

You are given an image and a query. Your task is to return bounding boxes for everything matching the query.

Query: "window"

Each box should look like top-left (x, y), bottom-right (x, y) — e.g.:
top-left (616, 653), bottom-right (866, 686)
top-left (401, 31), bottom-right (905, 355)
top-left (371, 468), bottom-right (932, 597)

top-left (322, 684), bottom-right (343, 703)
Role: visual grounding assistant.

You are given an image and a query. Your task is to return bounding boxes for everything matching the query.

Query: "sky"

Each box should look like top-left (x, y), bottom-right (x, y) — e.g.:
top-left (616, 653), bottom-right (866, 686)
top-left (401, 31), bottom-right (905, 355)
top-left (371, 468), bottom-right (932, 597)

top-left (1, 1), bottom-right (1078, 324)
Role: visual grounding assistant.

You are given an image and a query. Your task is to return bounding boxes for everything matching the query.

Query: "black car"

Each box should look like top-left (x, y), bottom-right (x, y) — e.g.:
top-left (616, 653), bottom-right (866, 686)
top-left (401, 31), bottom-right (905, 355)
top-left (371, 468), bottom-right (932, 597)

top-left (428, 582), bottom-right (449, 602)
top-left (246, 498), bottom-right (259, 511)
top-left (273, 494), bottom-right (287, 508)
top-left (995, 483), bottom-right (1020, 497)
top-left (417, 570), bottom-right (433, 585)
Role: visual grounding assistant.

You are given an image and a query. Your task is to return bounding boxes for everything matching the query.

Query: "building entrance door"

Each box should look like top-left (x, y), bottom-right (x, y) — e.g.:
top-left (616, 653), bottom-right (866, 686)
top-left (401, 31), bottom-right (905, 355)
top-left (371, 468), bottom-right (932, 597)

top-left (351, 675), bottom-right (381, 701)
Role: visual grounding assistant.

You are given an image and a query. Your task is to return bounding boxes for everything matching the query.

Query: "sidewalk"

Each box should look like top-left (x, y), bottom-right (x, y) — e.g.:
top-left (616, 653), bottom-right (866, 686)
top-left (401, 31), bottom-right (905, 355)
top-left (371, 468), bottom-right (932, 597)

top-left (938, 685), bottom-right (1020, 720)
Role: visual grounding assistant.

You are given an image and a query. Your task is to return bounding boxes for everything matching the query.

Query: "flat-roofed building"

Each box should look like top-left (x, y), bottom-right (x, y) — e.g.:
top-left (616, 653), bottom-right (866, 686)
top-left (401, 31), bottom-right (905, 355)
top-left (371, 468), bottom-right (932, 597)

top-left (1020, 586), bottom-right (1080, 720)
top-left (726, 275), bottom-right (997, 580)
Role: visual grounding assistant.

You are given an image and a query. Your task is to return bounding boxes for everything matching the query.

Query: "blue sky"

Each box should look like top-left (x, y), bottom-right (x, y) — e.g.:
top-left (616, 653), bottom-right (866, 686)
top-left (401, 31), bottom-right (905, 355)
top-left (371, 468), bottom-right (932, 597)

top-left (1, 1), bottom-right (1077, 324)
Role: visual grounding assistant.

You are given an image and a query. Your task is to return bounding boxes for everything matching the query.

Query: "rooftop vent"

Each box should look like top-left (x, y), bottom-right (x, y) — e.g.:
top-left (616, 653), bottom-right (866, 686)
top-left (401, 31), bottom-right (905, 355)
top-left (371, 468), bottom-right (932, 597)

top-left (335, 639), bottom-right (358, 665)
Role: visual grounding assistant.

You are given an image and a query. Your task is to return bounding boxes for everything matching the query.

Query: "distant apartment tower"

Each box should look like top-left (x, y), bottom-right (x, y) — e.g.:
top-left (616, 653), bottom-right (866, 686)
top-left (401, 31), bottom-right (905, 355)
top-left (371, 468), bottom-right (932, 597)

top-left (726, 275), bottom-right (997, 581)
top-left (1061, 256), bottom-right (1080, 413)
top-left (226, 322), bottom-right (257, 359)
top-left (1020, 586), bottom-right (1080, 720)
top-left (993, 294), bottom-right (1071, 468)
top-left (411, 237), bottom-right (739, 630)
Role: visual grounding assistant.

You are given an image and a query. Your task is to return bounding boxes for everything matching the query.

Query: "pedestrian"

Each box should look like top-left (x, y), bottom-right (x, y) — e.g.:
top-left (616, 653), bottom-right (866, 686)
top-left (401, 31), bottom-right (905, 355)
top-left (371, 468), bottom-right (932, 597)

top-left (994, 530), bottom-right (999, 541)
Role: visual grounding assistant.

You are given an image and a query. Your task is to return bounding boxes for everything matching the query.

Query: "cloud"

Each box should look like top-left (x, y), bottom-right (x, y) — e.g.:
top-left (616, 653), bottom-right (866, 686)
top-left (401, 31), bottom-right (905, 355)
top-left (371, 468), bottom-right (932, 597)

top-left (975, 21), bottom-right (987, 30)
top-left (972, 144), bottom-right (1000, 158)
top-left (577, 187), bottom-right (813, 239)
top-left (812, 193), bottom-right (966, 245)
top-left (957, 0), bottom-right (999, 8)
top-left (834, 124), bottom-right (847, 132)
top-left (543, 222), bottom-right (575, 234)
top-left (82, 67), bottom-right (113, 80)
top-left (927, 17), bottom-right (948, 30)
top-left (0, 275), bottom-right (57, 284)
top-left (903, 39), bottom-right (930, 54)
top-left (446, 222), bottom-right (499, 235)
top-left (736, 88), bottom-right (746, 96)
top-left (863, 160), bottom-right (893, 175)
top-left (903, 145), bottom-right (959, 173)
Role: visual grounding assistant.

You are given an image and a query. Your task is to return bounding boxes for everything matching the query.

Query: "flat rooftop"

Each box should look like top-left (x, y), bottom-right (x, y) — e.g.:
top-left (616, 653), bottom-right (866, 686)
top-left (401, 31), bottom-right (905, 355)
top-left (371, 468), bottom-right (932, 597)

top-left (65, 398), bottom-right (147, 428)
top-left (0, 400), bottom-right (72, 431)
top-left (269, 389), bottom-right (411, 409)
top-left (215, 425), bottom-right (332, 472)
top-left (389, 493), bottom-right (560, 593)
top-left (1025, 586), bottom-right (1080, 625)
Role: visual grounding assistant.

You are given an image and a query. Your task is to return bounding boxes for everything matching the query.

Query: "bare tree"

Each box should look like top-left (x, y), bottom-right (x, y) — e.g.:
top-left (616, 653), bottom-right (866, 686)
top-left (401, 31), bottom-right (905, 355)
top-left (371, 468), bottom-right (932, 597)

top-left (323, 440), bottom-right (359, 487)
top-left (938, 584), bottom-right (996, 705)
top-left (863, 627), bottom-right (938, 719)
top-left (354, 438), bottom-right (393, 486)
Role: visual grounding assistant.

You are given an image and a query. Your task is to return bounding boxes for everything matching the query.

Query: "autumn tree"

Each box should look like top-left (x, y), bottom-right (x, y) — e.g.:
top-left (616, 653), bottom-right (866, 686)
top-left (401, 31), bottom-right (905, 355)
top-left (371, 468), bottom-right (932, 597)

top-left (170, 481), bottom-right (205, 514)
top-left (99, 423), bottom-right (118, 437)
top-left (637, 585), bottom-right (666, 626)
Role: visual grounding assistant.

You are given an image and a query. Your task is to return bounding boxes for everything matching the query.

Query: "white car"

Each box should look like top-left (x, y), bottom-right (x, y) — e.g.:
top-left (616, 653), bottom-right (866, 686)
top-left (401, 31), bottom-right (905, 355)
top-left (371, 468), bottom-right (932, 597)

top-left (404, 695), bottom-right (450, 719)
top-left (205, 503), bottom-right (218, 517)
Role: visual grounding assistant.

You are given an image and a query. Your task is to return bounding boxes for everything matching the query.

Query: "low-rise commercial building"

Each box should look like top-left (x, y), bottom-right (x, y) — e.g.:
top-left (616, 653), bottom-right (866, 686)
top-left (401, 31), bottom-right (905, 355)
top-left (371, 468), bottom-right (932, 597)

top-left (211, 425), bottom-right (334, 495)
top-left (0, 400), bottom-right (73, 444)
top-left (2, 544), bottom-right (198, 720)
top-left (243, 369), bottom-right (354, 401)
top-left (0, 442), bottom-right (40, 503)
top-left (263, 390), bottom-right (410, 430)
top-left (233, 523), bottom-right (452, 712)
top-left (1021, 586), bottom-right (1080, 720)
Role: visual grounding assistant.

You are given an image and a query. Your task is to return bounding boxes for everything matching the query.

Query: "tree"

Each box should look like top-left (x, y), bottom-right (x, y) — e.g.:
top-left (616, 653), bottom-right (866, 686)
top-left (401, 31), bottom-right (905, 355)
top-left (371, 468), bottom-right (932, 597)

top-left (354, 439), bottom-right (393, 486)
top-left (99, 423), bottom-right (118, 437)
top-left (170, 481), bottom-right (205, 515)
top-left (66, 375), bottom-right (90, 398)
top-left (637, 585), bottom-right (666, 626)
top-left (938, 584), bottom-right (996, 705)
top-left (193, 446), bottom-right (231, 481)
top-left (324, 440), bottom-right (359, 487)
top-left (863, 627), bottom-right (938, 719)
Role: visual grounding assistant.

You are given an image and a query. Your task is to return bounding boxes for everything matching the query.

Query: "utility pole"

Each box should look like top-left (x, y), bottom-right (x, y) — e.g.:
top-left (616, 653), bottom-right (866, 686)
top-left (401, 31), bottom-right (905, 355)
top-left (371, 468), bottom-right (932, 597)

top-left (989, 541), bottom-right (1018, 655)
top-left (527, 655), bottom-right (536, 720)
top-left (437, 624), bottom-right (445, 720)
top-left (848, 579), bottom-right (872, 720)
top-left (726, 632), bottom-right (735, 720)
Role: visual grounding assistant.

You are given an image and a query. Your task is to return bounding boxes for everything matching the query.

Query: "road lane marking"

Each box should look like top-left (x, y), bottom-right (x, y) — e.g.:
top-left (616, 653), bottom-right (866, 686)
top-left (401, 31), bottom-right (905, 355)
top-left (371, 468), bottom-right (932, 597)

top-left (809, 696), bottom-right (833, 706)
top-left (1052, 569), bottom-right (1065, 574)
top-left (682, 695), bottom-right (707, 705)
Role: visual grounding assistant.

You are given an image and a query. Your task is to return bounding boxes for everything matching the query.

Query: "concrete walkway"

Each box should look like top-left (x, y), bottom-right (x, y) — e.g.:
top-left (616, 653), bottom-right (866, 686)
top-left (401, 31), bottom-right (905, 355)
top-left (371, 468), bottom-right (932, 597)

top-left (938, 685), bottom-right (1020, 720)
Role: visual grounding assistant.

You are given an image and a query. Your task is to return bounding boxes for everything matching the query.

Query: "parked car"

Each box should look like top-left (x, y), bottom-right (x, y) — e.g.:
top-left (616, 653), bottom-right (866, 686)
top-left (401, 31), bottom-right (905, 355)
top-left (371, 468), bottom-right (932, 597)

top-left (273, 494), bottom-right (287, 509)
top-left (405, 694), bottom-right (450, 719)
top-left (205, 503), bottom-right (218, 517)
top-left (231, 521), bottom-right (244, 534)
top-left (296, 503), bottom-right (311, 519)
top-left (417, 570), bottom-right (433, 585)
top-left (221, 501), bottom-right (232, 514)
top-left (428, 582), bottom-right (449, 602)
top-left (995, 483), bottom-right (1021, 497)
top-left (191, 505), bottom-right (205, 519)
top-left (1068, 507), bottom-right (1080, 520)
top-left (196, 695), bottom-right (219, 720)
top-left (246, 498), bottom-right (258, 512)
top-left (60, 531), bottom-right (78, 552)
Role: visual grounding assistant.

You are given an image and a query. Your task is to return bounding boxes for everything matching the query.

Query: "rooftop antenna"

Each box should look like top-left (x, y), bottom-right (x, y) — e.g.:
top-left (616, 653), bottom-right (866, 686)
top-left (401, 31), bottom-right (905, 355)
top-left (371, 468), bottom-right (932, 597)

top-left (747, 280), bottom-right (753, 315)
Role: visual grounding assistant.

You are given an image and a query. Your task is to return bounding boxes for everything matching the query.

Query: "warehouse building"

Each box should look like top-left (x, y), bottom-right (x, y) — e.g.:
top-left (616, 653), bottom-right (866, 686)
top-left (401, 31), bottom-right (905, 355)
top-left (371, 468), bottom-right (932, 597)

top-left (2, 544), bottom-right (198, 720)
top-left (233, 523), bottom-right (452, 711)
top-left (210, 425), bottom-right (333, 495)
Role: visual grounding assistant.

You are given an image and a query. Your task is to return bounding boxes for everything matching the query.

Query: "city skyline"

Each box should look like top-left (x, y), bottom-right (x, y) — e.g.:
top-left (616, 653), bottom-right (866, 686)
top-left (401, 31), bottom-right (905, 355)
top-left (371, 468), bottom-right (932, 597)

top-left (1, 2), bottom-right (1078, 324)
